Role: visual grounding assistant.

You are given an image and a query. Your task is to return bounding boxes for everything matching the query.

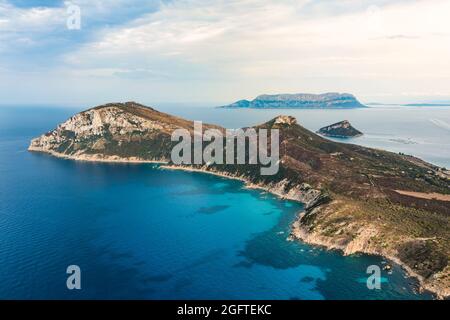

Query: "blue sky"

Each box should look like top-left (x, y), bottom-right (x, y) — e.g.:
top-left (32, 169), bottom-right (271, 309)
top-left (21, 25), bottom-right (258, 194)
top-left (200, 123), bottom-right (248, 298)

top-left (1, 0), bottom-right (450, 106)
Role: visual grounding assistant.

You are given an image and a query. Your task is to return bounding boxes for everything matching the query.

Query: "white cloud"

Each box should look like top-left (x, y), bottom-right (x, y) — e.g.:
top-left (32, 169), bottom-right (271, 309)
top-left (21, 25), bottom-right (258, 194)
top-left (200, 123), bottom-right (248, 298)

top-left (0, 1), bottom-right (66, 52)
top-left (0, 1), bottom-right (65, 32)
top-left (58, 0), bottom-right (450, 102)
top-left (67, 0), bottom-right (450, 72)
top-left (2, 0), bottom-right (450, 104)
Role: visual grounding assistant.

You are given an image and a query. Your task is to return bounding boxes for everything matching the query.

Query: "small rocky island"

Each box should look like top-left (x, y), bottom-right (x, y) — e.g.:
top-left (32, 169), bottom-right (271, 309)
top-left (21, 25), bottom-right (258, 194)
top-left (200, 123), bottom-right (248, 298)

top-left (317, 120), bottom-right (363, 138)
top-left (29, 102), bottom-right (449, 299)
top-left (221, 92), bottom-right (366, 109)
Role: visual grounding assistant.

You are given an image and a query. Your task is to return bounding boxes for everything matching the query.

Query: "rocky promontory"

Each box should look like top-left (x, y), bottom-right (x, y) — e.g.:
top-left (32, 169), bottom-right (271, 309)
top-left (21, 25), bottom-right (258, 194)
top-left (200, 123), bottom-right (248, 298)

top-left (29, 102), bottom-right (450, 299)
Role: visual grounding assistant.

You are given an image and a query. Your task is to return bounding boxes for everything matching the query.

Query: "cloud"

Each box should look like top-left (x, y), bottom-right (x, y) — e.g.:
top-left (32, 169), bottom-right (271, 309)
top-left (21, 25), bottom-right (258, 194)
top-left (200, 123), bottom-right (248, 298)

top-left (65, 0), bottom-right (450, 78)
top-left (0, 1), bottom-right (65, 49)
top-left (1, 0), bottom-right (450, 104)
top-left (0, 1), bottom-right (64, 31)
top-left (0, 0), bottom-right (162, 55)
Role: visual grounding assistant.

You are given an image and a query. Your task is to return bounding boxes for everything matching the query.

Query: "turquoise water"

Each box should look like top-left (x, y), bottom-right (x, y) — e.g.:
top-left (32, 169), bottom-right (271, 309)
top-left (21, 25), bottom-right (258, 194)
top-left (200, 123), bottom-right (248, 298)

top-left (0, 106), bottom-right (439, 299)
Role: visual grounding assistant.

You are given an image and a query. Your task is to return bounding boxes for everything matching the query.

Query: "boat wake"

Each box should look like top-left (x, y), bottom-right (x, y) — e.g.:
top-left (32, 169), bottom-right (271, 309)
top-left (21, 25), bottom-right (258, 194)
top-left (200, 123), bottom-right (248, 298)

top-left (430, 118), bottom-right (450, 131)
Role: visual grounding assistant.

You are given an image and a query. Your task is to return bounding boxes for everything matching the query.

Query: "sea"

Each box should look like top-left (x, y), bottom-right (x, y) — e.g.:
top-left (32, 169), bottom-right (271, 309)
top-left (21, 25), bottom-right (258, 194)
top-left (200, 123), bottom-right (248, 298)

top-left (0, 103), bottom-right (448, 299)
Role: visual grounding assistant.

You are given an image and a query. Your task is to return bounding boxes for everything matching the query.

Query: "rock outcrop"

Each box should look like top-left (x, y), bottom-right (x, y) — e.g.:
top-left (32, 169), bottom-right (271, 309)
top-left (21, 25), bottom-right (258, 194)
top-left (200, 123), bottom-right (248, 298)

top-left (274, 115), bottom-right (297, 126)
top-left (317, 120), bottom-right (363, 138)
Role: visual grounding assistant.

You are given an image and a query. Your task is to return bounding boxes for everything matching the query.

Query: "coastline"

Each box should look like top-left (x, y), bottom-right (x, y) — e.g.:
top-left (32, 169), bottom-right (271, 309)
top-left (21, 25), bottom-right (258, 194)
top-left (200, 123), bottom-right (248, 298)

top-left (160, 165), bottom-right (312, 202)
top-left (161, 165), bottom-right (446, 300)
top-left (28, 147), bottom-right (447, 299)
top-left (289, 220), bottom-right (446, 299)
top-left (28, 146), bottom-right (169, 164)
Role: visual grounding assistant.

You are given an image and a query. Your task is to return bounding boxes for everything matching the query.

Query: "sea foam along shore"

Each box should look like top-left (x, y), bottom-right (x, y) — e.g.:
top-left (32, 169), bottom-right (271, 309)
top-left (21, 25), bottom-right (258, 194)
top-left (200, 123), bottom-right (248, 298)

top-left (26, 147), bottom-right (445, 299)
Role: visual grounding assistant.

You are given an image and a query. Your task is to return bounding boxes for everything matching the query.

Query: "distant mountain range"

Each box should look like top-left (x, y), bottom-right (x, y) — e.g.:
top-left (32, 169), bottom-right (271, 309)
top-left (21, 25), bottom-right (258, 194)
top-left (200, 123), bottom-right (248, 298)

top-left (220, 93), bottom-right (367, 109)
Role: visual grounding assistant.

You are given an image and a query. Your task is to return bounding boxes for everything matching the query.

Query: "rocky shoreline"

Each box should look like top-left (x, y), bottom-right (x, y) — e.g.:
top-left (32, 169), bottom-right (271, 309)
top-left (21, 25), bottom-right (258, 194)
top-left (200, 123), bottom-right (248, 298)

top-left (28, 145), bottom-right (170, 164)
top-left (28, 147), bottom-right (447, 299)
top-left (27, 146), bottom-right (325, 208)
top-left (160, 165), bottom-right (328, 210)
top-left (289, 215), bottom-right (447, 299)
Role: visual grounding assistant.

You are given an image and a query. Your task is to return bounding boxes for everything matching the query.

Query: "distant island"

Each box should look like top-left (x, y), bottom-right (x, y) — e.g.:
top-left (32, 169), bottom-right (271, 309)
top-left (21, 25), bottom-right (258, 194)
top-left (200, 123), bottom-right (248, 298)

top-left (29, 102), bottom-right (450, 299)
top-left (220, 92), bottom-right (367, 109)
top-left (317, 120), bottom-right (363, 138)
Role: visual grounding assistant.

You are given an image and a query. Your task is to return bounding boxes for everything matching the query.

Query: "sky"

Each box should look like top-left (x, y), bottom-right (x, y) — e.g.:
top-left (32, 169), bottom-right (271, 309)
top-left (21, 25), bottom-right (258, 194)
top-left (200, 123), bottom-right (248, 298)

top-left (1, 0), bottom-right (450, 106)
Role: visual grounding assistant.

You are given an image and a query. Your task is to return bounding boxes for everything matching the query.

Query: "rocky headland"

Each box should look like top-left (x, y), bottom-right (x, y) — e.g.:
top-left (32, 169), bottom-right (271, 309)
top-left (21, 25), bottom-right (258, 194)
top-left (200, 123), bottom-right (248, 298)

top-left (29, 102), bottom-right (449, 298)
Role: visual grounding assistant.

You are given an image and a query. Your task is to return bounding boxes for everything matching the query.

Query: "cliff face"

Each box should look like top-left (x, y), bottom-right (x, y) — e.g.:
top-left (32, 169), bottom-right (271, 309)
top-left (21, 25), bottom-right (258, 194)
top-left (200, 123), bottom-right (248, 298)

top-left (29, 102), bottom-right (449, 298)
top-left (221, 93), bottom-right (366, 109)
top-left (29, 102), bottom-right (209, 162)
top-left (317, 120), bottom-right (363, 138)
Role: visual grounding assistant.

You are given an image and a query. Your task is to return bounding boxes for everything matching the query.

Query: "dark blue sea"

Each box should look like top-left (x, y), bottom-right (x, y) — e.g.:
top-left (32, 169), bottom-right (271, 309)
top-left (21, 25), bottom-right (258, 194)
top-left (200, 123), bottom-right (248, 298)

top-left (0, 105), bottom-right (441, 299)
